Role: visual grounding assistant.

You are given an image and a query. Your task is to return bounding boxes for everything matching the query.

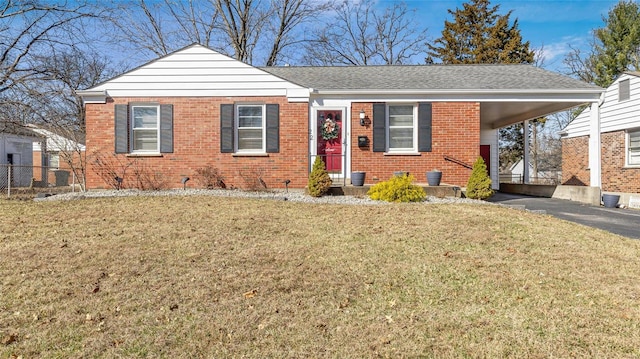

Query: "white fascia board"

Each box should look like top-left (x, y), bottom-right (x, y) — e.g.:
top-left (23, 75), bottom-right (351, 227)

top-left (286, 88), bottom-right (311, 102)
top-left (102, 89), bottom-right (289, 97)
top-left (77, 90), bottom-right (107, 104)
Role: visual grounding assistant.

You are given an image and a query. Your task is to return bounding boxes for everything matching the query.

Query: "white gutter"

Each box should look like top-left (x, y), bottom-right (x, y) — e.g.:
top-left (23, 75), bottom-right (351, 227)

top-left (76, 90), bottom-right (107, 104)
top-left (312, 88), bottom-right (603, 96)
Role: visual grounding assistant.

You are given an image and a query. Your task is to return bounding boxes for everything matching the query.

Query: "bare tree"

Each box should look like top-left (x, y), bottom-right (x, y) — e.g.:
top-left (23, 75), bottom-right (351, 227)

top-left (11, 46), bottom-right (115, 190)
top-left (264, 0), bottom-right (331, 66)
top-left (110, 0), bottom-right (221, 58)
top-left (303, 1), bottom-right (428, 65)
top-left (0, 1), bottom-right (100, 98)
top-left (214, 0), bottom-right (268, 64)
top-left (108, 0), bottom-right (330, 66)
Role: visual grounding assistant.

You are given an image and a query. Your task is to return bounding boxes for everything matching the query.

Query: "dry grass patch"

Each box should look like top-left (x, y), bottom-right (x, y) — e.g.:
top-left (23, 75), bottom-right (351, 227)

top-left (1, 196), bottom-right (639, 358)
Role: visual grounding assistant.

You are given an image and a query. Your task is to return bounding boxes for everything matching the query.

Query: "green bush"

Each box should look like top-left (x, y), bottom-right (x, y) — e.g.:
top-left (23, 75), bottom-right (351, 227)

top-left (466, 156), bottom-right (494, 200)
top-left (368, 174), bottom-right (426, 202)
top-left (307, 156), bottom-right (332, 197)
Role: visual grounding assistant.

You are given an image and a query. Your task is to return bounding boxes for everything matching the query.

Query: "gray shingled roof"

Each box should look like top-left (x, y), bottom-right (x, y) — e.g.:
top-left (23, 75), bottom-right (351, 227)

top-left (262, 64), bottom-right (600, 91)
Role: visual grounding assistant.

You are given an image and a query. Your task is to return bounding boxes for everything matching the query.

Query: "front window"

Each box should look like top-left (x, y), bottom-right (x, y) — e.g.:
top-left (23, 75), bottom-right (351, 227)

top-left (236, 105), bottom-right (265, 152)
top-left (388, 104), bottom-right (416, 151)
top-left (131, 105), bottom-right (159, 152)
top-left (628, 130), bottom-right (640, 166)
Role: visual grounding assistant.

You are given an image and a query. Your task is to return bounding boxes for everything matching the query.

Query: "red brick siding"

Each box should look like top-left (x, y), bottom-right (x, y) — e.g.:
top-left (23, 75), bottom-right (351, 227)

top-left (562, 131), bottom-right (640, 192)
top-left (351, 102), bottom-right (480, 186)
top-left (86, 96), bottom-right (309, 189)
top-left (602, 131), bottom-right (640, 192)
top-left (561, 136), bottom-right (590, 186)
top-left (86, 98), bottom-right (482, 189)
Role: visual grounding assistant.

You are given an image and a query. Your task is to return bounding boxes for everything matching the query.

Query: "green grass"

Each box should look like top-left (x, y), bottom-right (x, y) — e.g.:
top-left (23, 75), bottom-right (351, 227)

top-left (1, 195), bottom-right (639, 358)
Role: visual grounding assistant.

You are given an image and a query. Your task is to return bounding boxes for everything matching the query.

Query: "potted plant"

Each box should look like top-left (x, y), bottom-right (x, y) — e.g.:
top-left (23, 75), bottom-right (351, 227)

top-left (351, 171), bottom-right (366, 186)
top-left (426, 169), bottom-right (442, 186)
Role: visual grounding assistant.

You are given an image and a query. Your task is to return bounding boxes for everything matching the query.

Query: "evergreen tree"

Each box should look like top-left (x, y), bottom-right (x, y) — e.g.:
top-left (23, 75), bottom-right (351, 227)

top-left (592, 0), bottom-right (640, 87)
top-left (565, 1), bottom-right (640, 87)
top-left (466, 157), bottom-right (494, 200)
top-left (427, 0), bottom-right (534, 64)
top-left (307, 156), bottom-right (332, 197)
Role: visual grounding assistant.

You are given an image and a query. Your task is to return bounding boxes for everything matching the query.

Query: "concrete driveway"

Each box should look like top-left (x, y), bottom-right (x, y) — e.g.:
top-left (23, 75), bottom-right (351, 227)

top-left (487, 192), bottom-right (640, 240)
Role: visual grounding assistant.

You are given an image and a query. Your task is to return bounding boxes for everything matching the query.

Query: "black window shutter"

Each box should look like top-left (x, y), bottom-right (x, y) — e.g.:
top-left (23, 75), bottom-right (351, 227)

top-left (265, 104), bottom-right (279, 153)
top-left (159, 104), bottom-right (173, 153)
top-left (220, 104), bottom-right (234, 153)
top-left (114, 104), bottom-right (129, 153)
top-left (372, 103), bottom-right (386, 152)
top-left (418, 102), bottom-right (432, 152)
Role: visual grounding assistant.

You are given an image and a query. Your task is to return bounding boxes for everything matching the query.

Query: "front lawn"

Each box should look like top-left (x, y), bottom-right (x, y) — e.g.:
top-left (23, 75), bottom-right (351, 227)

top-left (1, 196), bottom-right (639, 357)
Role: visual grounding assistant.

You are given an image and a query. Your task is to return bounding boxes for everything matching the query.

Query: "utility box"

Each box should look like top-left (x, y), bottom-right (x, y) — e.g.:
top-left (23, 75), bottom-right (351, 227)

top-left (53, 170), bottom-right (70, 187)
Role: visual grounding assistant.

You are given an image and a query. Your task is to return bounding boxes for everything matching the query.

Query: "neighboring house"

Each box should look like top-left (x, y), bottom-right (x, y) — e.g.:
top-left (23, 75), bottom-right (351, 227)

top-left (503, 159), bottom-right (560, 185)
top-left (78, 44), bottom-right (602, 190)
top-left (0, 121), bottom-right (43, 187)
top-left (28, 125), bottom-right (86, 187)
top-left (561, 72), bottom-right (640, 197)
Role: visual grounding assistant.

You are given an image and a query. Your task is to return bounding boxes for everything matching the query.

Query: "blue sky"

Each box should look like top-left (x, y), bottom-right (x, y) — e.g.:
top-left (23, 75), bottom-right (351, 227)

top-left (383, 0), bottom-right (619, 70)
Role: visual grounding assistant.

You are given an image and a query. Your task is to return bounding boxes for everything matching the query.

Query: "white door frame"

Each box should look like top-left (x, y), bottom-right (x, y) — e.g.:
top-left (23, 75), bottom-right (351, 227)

top-left (310, 106), bottom-right (349, 180)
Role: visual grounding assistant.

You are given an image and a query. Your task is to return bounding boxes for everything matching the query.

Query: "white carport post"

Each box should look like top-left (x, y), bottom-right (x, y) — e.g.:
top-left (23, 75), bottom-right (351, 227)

top-left (523, 120), bottom-right (530, 184)
top-left (588, 101), bottom-right (601, 188)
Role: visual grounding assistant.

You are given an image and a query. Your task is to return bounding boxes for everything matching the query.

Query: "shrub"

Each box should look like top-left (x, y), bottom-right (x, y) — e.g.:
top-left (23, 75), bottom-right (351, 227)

top-left (466, 156), bottom-right (494, 200)
top-left (239, 167), bottom-right (267, 191)
top-left (368, 174), bottom-right (426, 202)
top-left (195, 166), bottom-right (226, 189)
top-left (307, 156), bottom-right (332, 197)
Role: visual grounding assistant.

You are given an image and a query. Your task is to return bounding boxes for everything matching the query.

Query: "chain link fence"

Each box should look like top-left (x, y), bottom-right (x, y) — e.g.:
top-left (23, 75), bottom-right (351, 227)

top-left (1, 164), bottom-right (83, 198)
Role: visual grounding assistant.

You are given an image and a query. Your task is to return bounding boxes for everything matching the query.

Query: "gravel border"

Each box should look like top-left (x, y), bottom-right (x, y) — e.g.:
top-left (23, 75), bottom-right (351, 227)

top-left (34, 188), bottom-right (492, 206)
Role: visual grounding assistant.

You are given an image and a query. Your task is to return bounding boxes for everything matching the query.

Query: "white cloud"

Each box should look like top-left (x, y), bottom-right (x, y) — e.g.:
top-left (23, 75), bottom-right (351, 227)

top-left (535, 35), bottom-right (593, 70)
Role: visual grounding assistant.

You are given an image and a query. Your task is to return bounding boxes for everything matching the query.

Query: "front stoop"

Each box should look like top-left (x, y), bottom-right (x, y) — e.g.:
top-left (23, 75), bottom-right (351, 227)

top-left (328, 184), bottom-right (462, 198)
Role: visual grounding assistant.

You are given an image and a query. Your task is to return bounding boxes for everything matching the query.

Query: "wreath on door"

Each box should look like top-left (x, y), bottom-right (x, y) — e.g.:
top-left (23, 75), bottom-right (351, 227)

top-left (321, 117), bottom-right (340, 140)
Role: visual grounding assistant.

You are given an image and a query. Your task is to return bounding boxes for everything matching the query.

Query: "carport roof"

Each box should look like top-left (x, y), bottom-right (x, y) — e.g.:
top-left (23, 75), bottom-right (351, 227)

top-left (264, 64), bottom-right (603, 128)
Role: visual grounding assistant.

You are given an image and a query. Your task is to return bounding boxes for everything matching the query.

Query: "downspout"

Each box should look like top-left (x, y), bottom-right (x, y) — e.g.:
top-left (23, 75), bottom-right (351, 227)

top-left (523, 120), bottom-right (530, 184)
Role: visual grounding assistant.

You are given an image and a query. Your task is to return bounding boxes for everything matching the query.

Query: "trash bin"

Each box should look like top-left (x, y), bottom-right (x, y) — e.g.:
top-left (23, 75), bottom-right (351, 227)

top-left (602, 194), bottom-right (620, 208)
top-left (53, 170), bottom-right (70, 187)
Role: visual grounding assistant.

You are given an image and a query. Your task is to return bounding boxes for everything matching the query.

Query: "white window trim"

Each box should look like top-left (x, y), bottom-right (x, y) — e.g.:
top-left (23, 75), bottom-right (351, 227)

top-left (386, 103), bottom-right (418, 153)
top-left (235, 104), bottom-right (266, 154)
top-left (626, 129), bottom-right (640, 167)
top-left (48, 152), bottom-right (60, 170)
top-left (130, 104), bottom-right (160, 154)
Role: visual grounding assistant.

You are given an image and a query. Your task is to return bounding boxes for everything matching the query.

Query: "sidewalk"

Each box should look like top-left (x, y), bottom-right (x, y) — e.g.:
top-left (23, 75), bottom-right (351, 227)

top-left (487, 192), bottom-right (640, 240)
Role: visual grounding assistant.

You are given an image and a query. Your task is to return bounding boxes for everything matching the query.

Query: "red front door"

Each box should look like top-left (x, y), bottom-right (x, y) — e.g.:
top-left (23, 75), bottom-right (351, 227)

top-left (317, 110), bottom-right (343, 173)
top-left (480, 145), bottom-right (491, 175)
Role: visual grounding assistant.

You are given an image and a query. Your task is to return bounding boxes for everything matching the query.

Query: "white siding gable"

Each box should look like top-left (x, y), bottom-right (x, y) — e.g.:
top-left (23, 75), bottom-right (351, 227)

top-left (29, 127), bottom-right (85, 152)
top-left (87, 44), bottom-right (308, 100)
top-left (564, 73), bottom-right (640, 138)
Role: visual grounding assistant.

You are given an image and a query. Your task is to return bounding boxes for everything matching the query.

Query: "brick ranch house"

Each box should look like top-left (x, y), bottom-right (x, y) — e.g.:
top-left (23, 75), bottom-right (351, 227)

top-left (78, 44), bottom-right (601, 191)
top-left (562, 71), bottom-right (640, 204)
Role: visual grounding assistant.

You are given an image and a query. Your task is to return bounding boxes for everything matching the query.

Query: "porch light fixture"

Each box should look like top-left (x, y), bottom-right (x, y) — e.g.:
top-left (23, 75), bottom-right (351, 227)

top-left (359, 110), bottom-right (366, 126)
